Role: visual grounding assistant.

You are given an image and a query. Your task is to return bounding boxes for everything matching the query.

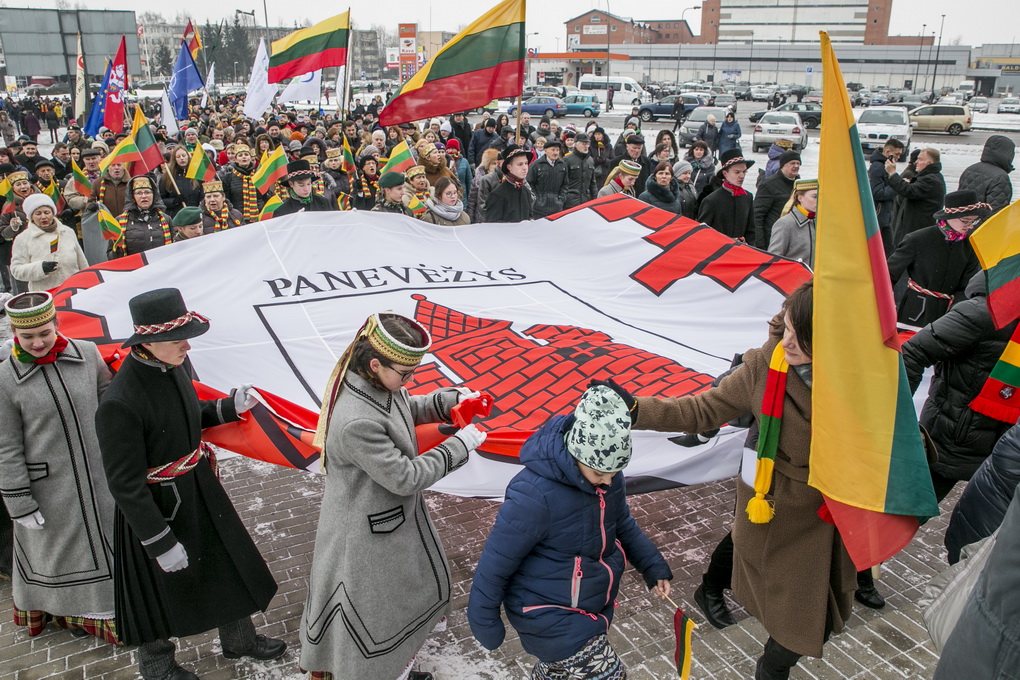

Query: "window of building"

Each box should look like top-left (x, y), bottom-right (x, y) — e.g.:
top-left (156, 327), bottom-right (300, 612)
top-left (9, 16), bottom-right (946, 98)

top-left (612, 25), bottom-right (617, 31)
top-left (591, 15), bottom-right (600, 23)
top-left (675, 23), bottom-right (679, 28)
top-left (575, 26), bottom-right (580, 32)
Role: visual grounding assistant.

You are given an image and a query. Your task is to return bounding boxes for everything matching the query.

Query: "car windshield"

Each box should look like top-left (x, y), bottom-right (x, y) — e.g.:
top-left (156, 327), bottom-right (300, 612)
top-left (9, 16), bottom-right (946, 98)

top-left (859, 110), bottom-right (906, 124)
top-left (972, 98), bottom-right (987, 103)
top-left (761, 114), bottom-right (797, 125)
top-left (687, 107), bottom-right (727, 122)
top-left (715, 95), bottom-right (734, 102)
top-left (1004, 99), bottom-right (1020, 104)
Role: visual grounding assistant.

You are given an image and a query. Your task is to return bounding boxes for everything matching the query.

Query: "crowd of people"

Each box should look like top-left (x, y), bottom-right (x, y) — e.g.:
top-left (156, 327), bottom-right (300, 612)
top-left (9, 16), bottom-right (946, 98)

top-left (0, 88), bottom-right (1018, 680)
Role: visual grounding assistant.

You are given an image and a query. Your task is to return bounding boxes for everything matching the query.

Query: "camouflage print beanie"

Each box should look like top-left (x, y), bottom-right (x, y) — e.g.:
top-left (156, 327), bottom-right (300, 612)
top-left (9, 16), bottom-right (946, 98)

top-left (566, 385), bottom-right (633, 473)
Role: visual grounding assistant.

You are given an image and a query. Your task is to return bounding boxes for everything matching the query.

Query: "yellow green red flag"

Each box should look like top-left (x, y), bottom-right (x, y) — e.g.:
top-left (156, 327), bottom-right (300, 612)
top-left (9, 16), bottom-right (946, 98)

top-left (97, 207), bottom-right (123, 242)
top-left (252, 146), bottom-right (288, 194)
top-left (969, 199), bottom-right (1020, 329)
top-left (268, 11), bottom-right (350, 84)
top-left (380, 140), bottom-right (414, 175)
top-left (185, 144), bottom-right (216, 183)
top-left (810, 31), bottom-right (938, 570)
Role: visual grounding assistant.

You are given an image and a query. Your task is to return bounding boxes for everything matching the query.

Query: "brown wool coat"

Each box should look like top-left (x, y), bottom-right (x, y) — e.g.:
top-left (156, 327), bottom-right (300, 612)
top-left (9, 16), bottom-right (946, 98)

top-left (635, 337), bottom-right (856, 657)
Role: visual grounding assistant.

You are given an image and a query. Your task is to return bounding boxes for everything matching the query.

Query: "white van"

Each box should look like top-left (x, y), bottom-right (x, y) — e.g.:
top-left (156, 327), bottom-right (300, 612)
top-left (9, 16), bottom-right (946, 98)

top-left (578, 75), bottom-right (651, 106)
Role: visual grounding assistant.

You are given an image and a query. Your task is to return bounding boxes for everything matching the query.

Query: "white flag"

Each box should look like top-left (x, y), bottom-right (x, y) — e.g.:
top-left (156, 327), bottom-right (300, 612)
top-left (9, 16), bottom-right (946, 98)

top-left (244, 38), bottom-right (277, 120)
top-left (74, 33), bottom-right (87, 122)
top-left (200, 63), bottom-right (216, 108)
top-left (161, 89), bottom-right (180, 136)
top-left (278, 69), bottom-right (322, 104)
top-left (334, 66), bottom-right (345, 108)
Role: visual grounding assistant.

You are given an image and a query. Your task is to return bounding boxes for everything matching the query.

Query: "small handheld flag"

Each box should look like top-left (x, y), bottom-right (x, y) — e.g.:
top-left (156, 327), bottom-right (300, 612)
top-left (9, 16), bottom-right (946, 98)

top-left (258, 194), bottom-right (283, 220)
top-left (252, 146), bottom-right (288, 194)
top-left (968, 199), bottom-right (1020, 329)
top-left (71, 159), bottom-right (92, 200)
top-left (380, 140), bottom-right (414, 175)
top-left (185, 145), bottom-right (216, 183)
top-left (97, 207), bottom-right (123, 242)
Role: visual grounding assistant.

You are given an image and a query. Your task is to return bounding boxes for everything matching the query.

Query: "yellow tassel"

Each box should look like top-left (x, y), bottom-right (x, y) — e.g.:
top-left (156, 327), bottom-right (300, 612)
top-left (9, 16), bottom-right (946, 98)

top-left (746, 493), bottom-right (775, 523)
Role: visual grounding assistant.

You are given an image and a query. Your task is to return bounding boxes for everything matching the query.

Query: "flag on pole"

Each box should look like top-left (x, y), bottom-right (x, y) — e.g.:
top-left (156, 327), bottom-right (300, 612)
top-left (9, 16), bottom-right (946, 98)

top-left (341, 133), bottom-right (357, 174)
top-left (185, 145), bottom-right (216, 183)
top-left (74, 33), bottom-right (87, 122)
top-left (130, 106), bottom-right (165, 173)
top-left (0, 177), bottom-right (14, 204)
top-left (83, 61), bottom-right (112, 138)
top-left (99, 135), bottom-right (141, 175)
top-left (380, 139), bottom-right (415, 175)
top-left (811, 31), bottom-right (939, 572)
top-left (71, 159), bottom-right (91, 199)
top-left (104, 37), bottom-right (129, 133)
top-left (245, 38), bottom-right (278, 120)
top-left (183, 20), bottom-right (203, 59)
top-left (252, 146), bottom-right (288, 194)
top-left (969, 199), bottom-right (1020, 329)
top-left (258, 194), bottom-right (284, 220)
top-left (671, 607), bottom-right (697, 680)
top-left (379, 0), bottom-right (526, 126)
top-left (161, 89), bottom-right (180, 136)
top-left (97, 207), bottom-right (124, 241)
top-left (278, 69), bottom-right (322, 104)
top-left (201, 63), bottom-right (216, 108)
top-left (268, 11), bottom-right (350, 84)
top-left (169, 40), bottom-right (205, 120)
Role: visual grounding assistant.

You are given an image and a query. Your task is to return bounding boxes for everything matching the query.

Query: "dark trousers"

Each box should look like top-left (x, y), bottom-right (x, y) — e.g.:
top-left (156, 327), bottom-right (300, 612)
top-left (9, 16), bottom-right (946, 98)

top-left (757, 610), bottom-right (834, 679)
top-left (138, 617), bottom-right (256, 680)
top-left (704, 531), bottom-right (734, 591)
top-left (931, 468), bottom-right (959, 504)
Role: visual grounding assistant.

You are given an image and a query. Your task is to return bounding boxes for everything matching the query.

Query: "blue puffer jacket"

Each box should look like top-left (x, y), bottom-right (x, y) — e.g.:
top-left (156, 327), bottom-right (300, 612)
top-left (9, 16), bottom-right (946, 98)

top-left (468, 414), bottom-right (672, 662)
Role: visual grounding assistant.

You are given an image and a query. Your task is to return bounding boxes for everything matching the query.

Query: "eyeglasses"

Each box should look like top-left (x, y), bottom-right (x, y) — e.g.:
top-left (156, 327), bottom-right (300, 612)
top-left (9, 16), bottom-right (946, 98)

top-left (387, 364), bottom-right (417, 381)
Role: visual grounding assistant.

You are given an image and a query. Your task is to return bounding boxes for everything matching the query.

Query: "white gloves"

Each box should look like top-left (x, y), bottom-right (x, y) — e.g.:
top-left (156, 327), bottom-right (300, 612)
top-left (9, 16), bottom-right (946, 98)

top-left (456, 387), bottom-right (481, 403)
top-left (15, 510), bottom-right (45, 530)
top-left (233, 384), bottom-right (258, 414)
top-left (454, 424), bottom-right (487, 452)
top-left (0, 338), bottom-right (13, 363)
top-left (155, 542), bottom-right (189, 572)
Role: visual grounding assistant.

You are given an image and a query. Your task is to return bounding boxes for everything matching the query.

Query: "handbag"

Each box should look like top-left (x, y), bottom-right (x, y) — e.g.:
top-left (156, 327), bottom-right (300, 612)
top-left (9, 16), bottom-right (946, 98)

top-left (919, 530), bottom-right (998, 652)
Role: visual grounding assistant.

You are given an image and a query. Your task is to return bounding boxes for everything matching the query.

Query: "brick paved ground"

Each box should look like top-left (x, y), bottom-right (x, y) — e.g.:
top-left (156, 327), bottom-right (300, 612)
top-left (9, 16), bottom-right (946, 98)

top-left (1, 457), bottom-right (957, 680)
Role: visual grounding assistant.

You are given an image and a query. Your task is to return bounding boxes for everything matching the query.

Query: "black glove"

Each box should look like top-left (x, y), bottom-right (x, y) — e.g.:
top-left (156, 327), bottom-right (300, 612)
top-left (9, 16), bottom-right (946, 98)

top-left (588, 378), bottom-right (636, 422)
top-left (41, 260), bottom-right (58, 274)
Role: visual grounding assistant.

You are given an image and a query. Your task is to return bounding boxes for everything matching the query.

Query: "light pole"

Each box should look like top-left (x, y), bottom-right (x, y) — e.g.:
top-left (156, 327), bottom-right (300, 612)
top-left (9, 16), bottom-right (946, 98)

top-left (930, 14), bottom-right (946, 103)
top-left (913, 24), bottom-right (926, 92)
top-left (236, 8), bottom-right (258, 43)
top-left (923, 30), bottom-right (935, 92)
top-left (233, 61), bottom-right (238, 85)
top-left (674, 6), bottom-right (699, 89)
top-left (605, 0), bottom-right (611, 81)
top-left (748, 33), bottom-right (754, 85)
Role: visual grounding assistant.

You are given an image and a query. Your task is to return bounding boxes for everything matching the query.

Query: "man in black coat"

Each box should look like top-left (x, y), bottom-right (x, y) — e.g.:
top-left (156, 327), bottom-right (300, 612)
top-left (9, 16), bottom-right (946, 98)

top-left (451, 112), bottom-right (473, 153)
top-left (869, 139), bottom-right (905, 256)
top-left (753, 150), bottom-right (799, 248)
top-left (275, 160), bottom-right (335, 216)
top-left (903, 274), bottom-right (1019, 502)
top-left (96, 288), bottom-right (285, 680)
top-left (468, 118), bottom-right (499, 167)
top-left (698, 149), bottom-right (755, 242)
top-left (615, 134), bottom-right (653, 193)
top-left (526, 139), bottom-right (568, 218)
top-left (958, 135), bottom-right (1015, 215)
top-left (886, 147), bottom-right (946, 248)
top-left (564, 133), bottom-right (598, 209)
top-left (484, 146), bottom-right (533, 223)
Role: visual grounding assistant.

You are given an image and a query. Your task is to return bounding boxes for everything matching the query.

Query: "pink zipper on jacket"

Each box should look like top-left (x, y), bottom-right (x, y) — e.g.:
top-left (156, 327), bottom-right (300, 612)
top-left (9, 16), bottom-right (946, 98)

top-left (596, 488), bottom-right (614, 607)
top-left (570, 556), bottom-right (583, 608)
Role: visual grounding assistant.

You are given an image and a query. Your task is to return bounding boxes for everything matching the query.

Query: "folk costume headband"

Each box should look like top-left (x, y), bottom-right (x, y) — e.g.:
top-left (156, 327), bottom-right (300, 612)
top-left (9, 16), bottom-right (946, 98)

top-left (5, 291), bottom-right (55, 329)
top-left (312, 312), bottom-right (433, 453)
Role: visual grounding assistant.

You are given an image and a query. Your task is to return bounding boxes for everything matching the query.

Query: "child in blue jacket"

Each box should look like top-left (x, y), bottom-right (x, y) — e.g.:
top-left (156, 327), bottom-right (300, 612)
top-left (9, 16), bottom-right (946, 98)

top-left (468, 384), bottom-right (673, 679)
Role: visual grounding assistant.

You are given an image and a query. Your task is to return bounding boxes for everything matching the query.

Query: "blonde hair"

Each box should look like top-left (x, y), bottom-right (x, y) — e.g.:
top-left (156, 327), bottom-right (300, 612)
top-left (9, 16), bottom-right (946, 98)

top-left (781, 187), bottom-right (816, 216)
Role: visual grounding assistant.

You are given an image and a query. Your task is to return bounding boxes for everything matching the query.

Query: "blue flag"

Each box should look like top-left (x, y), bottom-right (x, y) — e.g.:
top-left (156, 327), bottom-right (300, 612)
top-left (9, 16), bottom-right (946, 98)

top-left (168, 40), bottom-right (205, 119)
top-left (83, 61), bottom-right (112, 138)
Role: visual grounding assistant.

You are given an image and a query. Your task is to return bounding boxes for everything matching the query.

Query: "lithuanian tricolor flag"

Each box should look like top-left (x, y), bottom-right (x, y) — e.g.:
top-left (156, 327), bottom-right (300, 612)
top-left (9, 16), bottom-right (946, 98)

top-left (259, 194), bottom-right (283, 221)
top-left (341, 134), bottom-right (357, 175)
top-left (379, 0), bottom-right (525, 126)
top-left (969, 199), bottom-right (1020, 329)
top-left (811, 32), bottom-right (939, 571)
top-left (185, 144), bottom-right (216, 183)
top-left (253, 146), bottom-right (288, 194)
top-left (380, 140), bottom-right (414, 175)
top-left (130, 105), bottom-right (165, 173)
top-left (97, 207), bottom-right (123, 242)
top-left (71, 159), bottom-right (91, 199)
top-left (99, 135), bottom-right (140, 175)
top-left (268, 11), bottom-right (350, 84)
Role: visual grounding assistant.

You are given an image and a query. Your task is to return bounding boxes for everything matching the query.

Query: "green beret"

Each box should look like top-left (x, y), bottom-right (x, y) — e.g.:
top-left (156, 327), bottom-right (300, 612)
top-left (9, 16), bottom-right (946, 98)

top-left (172, 206), bottom-right (203, 227)
top-left (379, 171), bottom-right (405, 189)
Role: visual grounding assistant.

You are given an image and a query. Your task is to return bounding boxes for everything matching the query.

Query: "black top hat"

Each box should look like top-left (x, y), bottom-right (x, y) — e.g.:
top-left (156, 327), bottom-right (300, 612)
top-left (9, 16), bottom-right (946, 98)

top-left (284, 159), bottom-right (315, 183)
top-left (934, 189), bottom-right (993, 222)
top-left (716, 148), bottom-right (755, 176)
top-left (122, 288), bottom-right (210, 348)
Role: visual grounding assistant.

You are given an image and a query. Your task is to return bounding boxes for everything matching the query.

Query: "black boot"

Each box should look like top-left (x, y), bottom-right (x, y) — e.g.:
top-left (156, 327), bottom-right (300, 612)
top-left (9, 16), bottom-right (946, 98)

top-left (694, 581), bottom-right (736, 629)
top-left (409, 673), bottom-right (434, 680)
top-left (222, 634), bottom-right (288, 660)
top-left (167, 669), bottom-right (199, 680)
top-left (855, 569), bottom-right (885, 609)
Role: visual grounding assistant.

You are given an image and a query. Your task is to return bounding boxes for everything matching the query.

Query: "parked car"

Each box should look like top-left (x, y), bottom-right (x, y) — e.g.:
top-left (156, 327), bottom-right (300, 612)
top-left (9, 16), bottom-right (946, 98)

top-left (561, 93), bottom-right (601, 117)
top-left (470, 99), bottom-right (501, 114)
top-left (713, 93), bottom-right (738, 113)
top-left (750, 87), bottom-right (774, 101)
top-left (803, 90), bottom-right (824, 105)
top-left (857, 106), bottom-right (913, 154)
top-left (968, 96), bottom-right (989, 113)
top-left (637, 94), bottom-right (705, 122)
top-left (751, 112), bottom-right (808, 152)
top-left (868, 92), bottom-right (889, 106)
top-left (507, 96), bottom-right (567, 118)
top-left (523, 86), bottom-right (562, 98)
top-left (908, 104), bottom-right (971, 134)
top-left (998, 98), bottom-right (1020, 114)
top-left (678, 106), bottom-right (730, 146)
top-left (749, 102), bottom-right (822, 128)
top-left (732, 85), bottom-right (753, 101)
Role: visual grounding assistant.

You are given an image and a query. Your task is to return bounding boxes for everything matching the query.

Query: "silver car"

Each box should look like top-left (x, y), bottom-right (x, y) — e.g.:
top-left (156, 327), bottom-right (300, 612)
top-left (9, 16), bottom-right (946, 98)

top-left (968, 97), bottom-right (989, 113)
top-left (999, 98), bottom-right (1020, 114)
top-left (752, 112), bottom-right (808, 152)
top-left (679, 107), bottom-right (730, 146)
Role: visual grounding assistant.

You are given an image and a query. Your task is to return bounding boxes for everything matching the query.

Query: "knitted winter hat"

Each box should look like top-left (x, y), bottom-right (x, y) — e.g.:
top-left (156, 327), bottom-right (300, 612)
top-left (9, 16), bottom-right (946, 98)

top-left (778, 150), bottom-right (802, 169)
top-left (673, 159), bottom-right (693, 177)
top-left (22, 193), bottom-right (56, 219)
top-left (566, 385), bottom-right (633, 474)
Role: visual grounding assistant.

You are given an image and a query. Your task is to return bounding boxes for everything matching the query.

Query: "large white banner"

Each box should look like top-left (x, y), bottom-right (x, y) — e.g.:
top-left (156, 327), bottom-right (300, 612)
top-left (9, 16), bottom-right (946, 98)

top-left (57, 197), bottom-right (811, 498)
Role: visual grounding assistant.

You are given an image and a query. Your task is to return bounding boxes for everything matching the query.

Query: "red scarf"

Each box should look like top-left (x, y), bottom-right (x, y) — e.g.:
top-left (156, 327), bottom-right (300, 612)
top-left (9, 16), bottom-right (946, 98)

top-left (724, 181), bottom-right (747, 197)
top-left (12, 334), bottom-right (69, 365)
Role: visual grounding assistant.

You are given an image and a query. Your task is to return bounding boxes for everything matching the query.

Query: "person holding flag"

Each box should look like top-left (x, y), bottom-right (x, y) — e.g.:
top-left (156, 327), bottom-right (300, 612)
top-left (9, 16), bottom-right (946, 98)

top-left (199, 180), bottom-right (242, 234)
top-left (274, 161), bottom-right (334, 216)
top-left (111, 176), bottom-right (173, 258)
top-left (320, 147), bottom-right (355, 211)
top-left (9, 194), bottom-right (87, 291)
top-left (1, 170), bottom-right (42, 293)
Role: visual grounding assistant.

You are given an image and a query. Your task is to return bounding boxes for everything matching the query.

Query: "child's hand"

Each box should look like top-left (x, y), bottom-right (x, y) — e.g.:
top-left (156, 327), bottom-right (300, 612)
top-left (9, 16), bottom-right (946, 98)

top-left (652, 579), bottom-right (671, 599)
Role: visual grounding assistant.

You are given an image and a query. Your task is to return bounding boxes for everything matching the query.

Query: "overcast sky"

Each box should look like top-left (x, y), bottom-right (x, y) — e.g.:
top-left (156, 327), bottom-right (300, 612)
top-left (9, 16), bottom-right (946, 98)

top-left (28, 0), bottom-right (1020, 57)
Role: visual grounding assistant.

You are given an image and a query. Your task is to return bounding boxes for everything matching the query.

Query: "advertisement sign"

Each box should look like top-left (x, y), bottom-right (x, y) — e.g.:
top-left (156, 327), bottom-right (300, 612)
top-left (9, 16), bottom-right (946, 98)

top-left (583, 25), bottom-right (608, 35)
top-left (398, 23), bottom-right (419, 82)
top-left (386, 47), bottom-right (400, 69)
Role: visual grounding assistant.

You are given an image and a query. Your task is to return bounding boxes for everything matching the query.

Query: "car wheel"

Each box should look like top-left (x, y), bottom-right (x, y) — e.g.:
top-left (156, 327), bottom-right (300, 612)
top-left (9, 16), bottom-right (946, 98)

top-left (545, 109), bottom-right (555, 118)
top-left (804, 118), bottom-right (818, 129)
top-left (948, 123), bottom-right (963, 135)
top-left (508, 108), bottom-right (516, 116)
top-left (640, 110), bottom-right (653, 122)
top-left (584, 109), bottom-right (594, 117)
top-left (752, 144), bottom-right (760, 153)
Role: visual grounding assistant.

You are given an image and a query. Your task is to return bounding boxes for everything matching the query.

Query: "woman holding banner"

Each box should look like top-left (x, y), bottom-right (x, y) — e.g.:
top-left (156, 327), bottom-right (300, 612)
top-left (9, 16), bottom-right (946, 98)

top-left (300, 312), bottom-right (486, 680)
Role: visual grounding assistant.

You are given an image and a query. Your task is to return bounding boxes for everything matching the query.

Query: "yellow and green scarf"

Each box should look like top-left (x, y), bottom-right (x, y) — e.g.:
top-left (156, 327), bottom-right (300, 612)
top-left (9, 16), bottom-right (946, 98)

top-left (970, 324), bottom-right (1020, 423)
top-left (746, 343), bottom-right (789, 523)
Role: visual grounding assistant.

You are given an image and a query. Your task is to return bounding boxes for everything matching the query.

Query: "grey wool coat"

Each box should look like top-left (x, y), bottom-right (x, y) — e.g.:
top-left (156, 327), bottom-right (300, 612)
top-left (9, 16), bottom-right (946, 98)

top-left (300, 372), bottom-right (468, 679)
top-left (0, 339), bottom-right (116, 616)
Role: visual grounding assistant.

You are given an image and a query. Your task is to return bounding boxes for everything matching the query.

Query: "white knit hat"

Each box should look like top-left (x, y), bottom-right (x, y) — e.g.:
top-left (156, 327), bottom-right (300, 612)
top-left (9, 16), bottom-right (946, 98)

top-left (566, 385), bottom-right (633, 473)
top-left (22, 193), bottom-right (56, 219)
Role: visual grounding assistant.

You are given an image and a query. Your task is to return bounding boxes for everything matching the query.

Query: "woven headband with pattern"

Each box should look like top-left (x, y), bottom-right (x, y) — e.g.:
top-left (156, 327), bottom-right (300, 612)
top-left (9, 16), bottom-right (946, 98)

top-left (367, 313), bottom-right (432, 366)
top-left (133, 311), bottom-right (209, 336)
top-left (722, 156), bottom-right (749, 168)
top-left (5, 292), bottom-right (55, 329)
top-left (943, 202), bottom-right (992, 214)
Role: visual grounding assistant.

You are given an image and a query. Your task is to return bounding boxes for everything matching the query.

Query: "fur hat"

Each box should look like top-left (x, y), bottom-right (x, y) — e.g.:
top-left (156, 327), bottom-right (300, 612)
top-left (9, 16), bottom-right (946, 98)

top-left (566, 385), bottom-right (633, 474)
top-left (122, 288), bottom-right (210, 348)
top-left (378, 171), bottom-right (405, 189)
top-left (22, 193), bottom-right (56, 219)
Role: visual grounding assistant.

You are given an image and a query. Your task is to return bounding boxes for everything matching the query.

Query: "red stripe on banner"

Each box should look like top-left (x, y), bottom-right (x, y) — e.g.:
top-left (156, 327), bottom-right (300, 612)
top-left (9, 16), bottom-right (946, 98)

top-left (823, 494), bottom-right (920, 570)
top-left (379, 61), bottom-right (524, 125)
top-left (867, 231), bottom-right (900, 349)
top-left (267, 47), bottom-right (348, 84)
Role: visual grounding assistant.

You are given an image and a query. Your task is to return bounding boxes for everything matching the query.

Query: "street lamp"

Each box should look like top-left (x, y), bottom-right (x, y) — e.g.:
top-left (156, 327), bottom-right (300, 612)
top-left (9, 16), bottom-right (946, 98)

top-left (605, 0), bottom-right (611, 81)
top-left (674, 5), bottom-right (699, 88)
top-left (233, 61), bottom-right (239, 85)
top-left (913, 24), bottom-right (926, 92)
top-left (236, 8), bottom-right (257, 39)
top-left (930, 14), bottom-right (946, 103)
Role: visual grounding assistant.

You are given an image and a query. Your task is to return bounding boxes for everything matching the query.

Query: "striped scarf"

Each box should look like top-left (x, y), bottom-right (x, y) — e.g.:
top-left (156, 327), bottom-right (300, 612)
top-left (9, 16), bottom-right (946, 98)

top-left (746, 343), bottom-right (789, 523)
top-left (230, 167), bottom-right (259, 223)
top-left (207, 204), bottom-right (239, 231)
top-left (970, 323), bottom-right (1020, 423)
top-left (114, 212), bottom-right (171, 254)
top-left (13, 334), bottom-right (69, 364)
top-left (359, 174), bottom-right (378, 197)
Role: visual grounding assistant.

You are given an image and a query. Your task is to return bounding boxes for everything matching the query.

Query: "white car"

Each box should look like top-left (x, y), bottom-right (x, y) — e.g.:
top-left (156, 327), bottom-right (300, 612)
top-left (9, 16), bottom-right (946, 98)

top-left (968, 97), bottom-right (989, 113)
top-left (856, 107), bottom-right (913, 154)
top-left (752, 112), bottom-right (808, 152)
top-left (999, 98), bottom-right (1020, 114)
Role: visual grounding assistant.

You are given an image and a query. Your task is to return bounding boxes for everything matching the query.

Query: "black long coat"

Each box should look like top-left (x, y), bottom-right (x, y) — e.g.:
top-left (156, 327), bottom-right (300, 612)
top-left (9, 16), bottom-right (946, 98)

top-left (275, 192), bottom-right (336, 216)
top-left (888, 162), bottom-right (946, 246)
top-left (697, 182), bottom-right (755, 241)
top-left (95, 353), bottom-right (278, 644)
top-left (887, 225), bottom-right (979, 328)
